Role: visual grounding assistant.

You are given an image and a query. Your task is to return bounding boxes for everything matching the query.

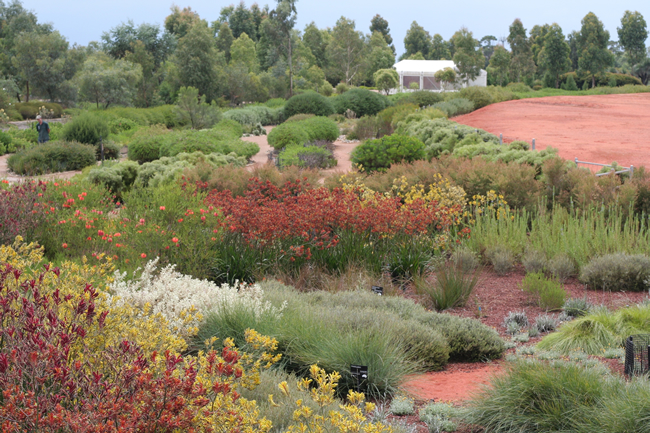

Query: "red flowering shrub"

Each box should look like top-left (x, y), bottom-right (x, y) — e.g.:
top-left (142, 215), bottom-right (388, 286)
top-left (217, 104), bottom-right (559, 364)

top-left (207, 178), bottom-right (462, 248)
top-left (0, 263), bottom-right (272, 432)
top-left (0, 181), bottom-right (47, 245)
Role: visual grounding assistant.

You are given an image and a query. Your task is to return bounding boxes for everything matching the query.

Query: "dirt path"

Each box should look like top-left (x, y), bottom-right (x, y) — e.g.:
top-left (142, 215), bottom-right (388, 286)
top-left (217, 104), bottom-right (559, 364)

top-left (402, 362), bottom-right (503, 402)
top-left (454, 93), bottom-right (650, 168)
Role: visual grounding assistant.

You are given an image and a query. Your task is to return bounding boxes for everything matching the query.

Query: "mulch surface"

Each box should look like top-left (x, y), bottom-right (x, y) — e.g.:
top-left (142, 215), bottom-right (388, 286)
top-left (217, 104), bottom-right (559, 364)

top-left (398, 265), bottom-right (646, 405)
top-left (454, 93), bottom-right (650, 169)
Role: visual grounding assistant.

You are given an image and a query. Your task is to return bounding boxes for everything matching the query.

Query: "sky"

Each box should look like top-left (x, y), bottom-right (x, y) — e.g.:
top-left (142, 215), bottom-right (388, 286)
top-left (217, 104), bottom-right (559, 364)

top-left (19, 0), bottom-right (650, 56)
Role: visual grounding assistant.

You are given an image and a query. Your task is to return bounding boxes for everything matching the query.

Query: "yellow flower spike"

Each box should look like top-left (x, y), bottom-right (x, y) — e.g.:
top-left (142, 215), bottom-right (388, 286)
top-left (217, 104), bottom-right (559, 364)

top-left (279, 381), bottom-right (290, 397)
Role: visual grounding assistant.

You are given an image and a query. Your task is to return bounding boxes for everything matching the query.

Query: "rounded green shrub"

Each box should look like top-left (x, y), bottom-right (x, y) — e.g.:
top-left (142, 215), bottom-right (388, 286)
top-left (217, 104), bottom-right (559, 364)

top-left (14, 102), bottom-right (63, 119)
top-left (506, 82), bottom-right (533, 92)
top-left (127, 125), bottom-right (170, 163)
top-left (267, 122), bottom-right (309, 150)
top-left (157, 130), bottom-right (259, 160)
top-left (213, 118), bottom-right (243, 138)
top-left (61, 112), bottom-right (110, 145)
top-left (334, 88), bottom-right (389, 117)
top-left (264, 98), bottom-right (286, 108)
top-left (0, 131), bottom-right (11, 155)
top-left (108, 117), bottom-right (138, 134)
top-left (410, 91), bottom-right (444, 107)
top-left (8, 141), bottom-right (96, 175)
top-left (285, 114), bottom-right (315, 123)
top-left (300, 116), bottom-right (339, 142)
top-left (87, 160), bottom-right (140, 195)
top-left (223, 108), bottom-right (260, 126)
top-left (284, 92), bottom-right (335, 118)
top-left (351, 134), bottom-right (425, 172)
top-left (458, 87), bottom-right (494, 110)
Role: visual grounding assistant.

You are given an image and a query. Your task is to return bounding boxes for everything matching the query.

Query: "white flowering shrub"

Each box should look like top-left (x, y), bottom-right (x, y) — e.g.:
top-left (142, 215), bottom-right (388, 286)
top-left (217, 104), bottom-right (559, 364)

top-left (108, 258), bottom-right (284, 338)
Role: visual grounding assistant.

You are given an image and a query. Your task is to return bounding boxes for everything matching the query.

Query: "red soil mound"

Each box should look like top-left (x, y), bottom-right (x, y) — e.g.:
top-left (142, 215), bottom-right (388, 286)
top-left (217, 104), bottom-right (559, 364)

top-left (454, 93), bottom-right (650, 169)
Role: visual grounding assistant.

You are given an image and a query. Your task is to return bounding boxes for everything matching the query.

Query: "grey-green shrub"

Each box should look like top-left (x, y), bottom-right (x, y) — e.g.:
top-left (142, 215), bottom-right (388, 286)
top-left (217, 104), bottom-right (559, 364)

top-left (450, 247), bottom-right (479, 272)
top-left (534, 313), bottom-right (559, 333)
top-left (279, 145), bottom-right (336, 169)
top-left (87, 160), bottom-right (139, 195)
top-left (8, 141), bottom-right (96, 175)
top-left (503, 311), bottom-right (529, 329)
top-left (389, 396), bottom-right (415, 416)
top-left (548, 253), bottom-right (576, 282)
top-left (563, 297), bottom-right (592, 318)
top-left (522, 249), bottom-right (547, 274)
top-left (580, 253), bottom-right (650, 291)
top-left (431, 98), bottom-right (475, 117)
top-left (486, 244), bottom-right (514, 275)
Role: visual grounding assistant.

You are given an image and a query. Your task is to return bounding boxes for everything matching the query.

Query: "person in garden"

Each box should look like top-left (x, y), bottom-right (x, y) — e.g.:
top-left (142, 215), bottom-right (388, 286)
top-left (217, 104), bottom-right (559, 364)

top-left (36, 115), bottom-right (50, 143)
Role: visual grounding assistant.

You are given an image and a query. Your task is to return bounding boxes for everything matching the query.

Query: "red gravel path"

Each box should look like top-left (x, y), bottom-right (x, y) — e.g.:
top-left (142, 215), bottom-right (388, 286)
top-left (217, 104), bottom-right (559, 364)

top-left (454, 93), bottom-right (650, 169)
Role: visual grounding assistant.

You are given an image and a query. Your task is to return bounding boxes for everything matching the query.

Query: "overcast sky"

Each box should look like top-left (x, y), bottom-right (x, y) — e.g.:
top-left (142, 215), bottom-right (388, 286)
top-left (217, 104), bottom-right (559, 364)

top-left (20, 0), bottom-right (650, 55)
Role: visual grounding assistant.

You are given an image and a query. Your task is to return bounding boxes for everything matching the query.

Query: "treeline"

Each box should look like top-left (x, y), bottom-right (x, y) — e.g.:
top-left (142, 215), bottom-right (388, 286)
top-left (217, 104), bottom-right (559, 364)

top-left (402, 11), bottom-right (650, 88)
top-left (0, 0), bottom-right (648, 116)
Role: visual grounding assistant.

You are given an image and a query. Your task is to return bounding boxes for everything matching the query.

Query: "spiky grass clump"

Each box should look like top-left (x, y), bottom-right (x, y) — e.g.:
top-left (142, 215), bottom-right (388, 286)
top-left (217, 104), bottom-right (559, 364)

top-left (464, 360), bottom-right (610, 433)
top-left (537, 304), bottom-right (650, 355)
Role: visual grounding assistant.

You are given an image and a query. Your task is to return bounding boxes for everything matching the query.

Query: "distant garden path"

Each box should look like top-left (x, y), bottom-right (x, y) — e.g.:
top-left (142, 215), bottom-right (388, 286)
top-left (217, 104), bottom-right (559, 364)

top-left (454, 93), bottom-right (650, 169)
top-left (242, 125), bottom-right (360, 176)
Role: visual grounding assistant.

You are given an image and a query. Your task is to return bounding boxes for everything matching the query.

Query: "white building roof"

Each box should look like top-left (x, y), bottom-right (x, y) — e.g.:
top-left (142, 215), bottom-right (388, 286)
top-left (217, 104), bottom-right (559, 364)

top-left (394, 60), bottom-right (457, 74)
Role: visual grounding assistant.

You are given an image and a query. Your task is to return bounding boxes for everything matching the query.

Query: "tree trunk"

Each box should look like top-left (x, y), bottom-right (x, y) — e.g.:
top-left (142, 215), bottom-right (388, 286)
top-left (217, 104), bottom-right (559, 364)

top-left (25, 81), bottom-right (30, 103)
top-left (288, 35), bottom-right (293, 97)
top-left (592, 75), bottom-right (595, 89)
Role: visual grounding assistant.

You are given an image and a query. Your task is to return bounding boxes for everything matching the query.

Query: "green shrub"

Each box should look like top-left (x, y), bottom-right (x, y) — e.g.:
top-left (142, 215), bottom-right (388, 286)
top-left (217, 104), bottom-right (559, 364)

top-left (410, 91), bottom-right (444, 107)
top-left (61, 112), bottom-right (110, 145)
top-left (108, 117), bottom-right (138, 134)
top-left (264, 98), bottom-right (286, 108)
top-left (299, 116), bottom-right (339, 142)
top-left (458, 87), bottom-right (494, 109)
top-left (564, 74), bottom-right (579, 91)
top-left (267, 122), bottom-right (309, 150)
top-left (96, 141), bottom-right (120, 161)
top-left (335, 83), bottom-right (349, 94)
top-left (127, 125), bottom-right (170, 163)
top-left (284, 91), bottom-right (335, 118)
top-left (279, 145), bottom-right (336, 169)
top-left (333, 88), bottom-right (389, 117)
top-left (8, 141), bottom-right (96, 175)
top-left (213, 118), bottom-right (243, 138)
top-left (0, 131), bottom-right (11, 155)
top-left (521, 272), bottom-right (566, 310)
top-left (351, 134), bottom-right (425, 172)
top-left (419, 402), bottom-right (459, 432)
top-left (158, 130), bottom-right (259, 160)
top-left (506, 82), bottom-right (533, 92)
top-left (285, 114), bottom-right (314, 123)
top-left (580, 253), bottom-right (650, 291)
top-left (450, 247), bottom-right (480, 272)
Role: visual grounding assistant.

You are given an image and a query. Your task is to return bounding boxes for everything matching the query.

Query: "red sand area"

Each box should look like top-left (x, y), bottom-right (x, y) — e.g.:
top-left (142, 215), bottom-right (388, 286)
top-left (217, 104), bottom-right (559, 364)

top-left (454, 93), bottom-right (650, 169)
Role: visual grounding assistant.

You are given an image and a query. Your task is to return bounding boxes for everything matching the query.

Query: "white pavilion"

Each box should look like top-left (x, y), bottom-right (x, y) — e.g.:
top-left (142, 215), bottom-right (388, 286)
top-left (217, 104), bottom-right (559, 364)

top-left (393, 60), bottom-right (487, 92)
